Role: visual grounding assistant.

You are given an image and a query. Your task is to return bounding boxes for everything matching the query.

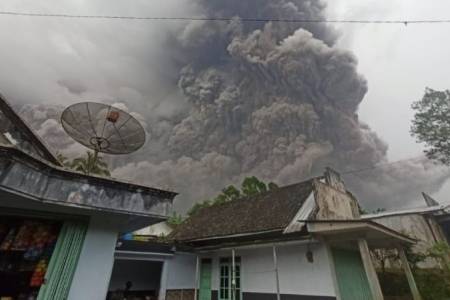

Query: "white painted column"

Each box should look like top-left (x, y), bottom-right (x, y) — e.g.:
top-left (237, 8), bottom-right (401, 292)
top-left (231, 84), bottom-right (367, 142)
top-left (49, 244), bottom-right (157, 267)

top-left (158, 260), bottom-right (169, 300)
top-left (272, 245), bottom-right (281, 300)
top-left (67, 217), bottom-right (119, 300)
top-left (232, 249), bottom-right (236, 300)
top-left (398, 247), bottom-right (422, 300)
top-left (358, 239), bottom-right (384, 300)
top-left (194, 255), bottom-right (199, 300)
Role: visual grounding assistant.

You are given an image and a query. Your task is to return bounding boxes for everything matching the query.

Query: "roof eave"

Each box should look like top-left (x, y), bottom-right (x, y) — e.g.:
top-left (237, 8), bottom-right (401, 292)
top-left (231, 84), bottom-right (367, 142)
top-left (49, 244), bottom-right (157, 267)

top-left (0, 93), bottom-right (61, 166)
top-left (0, 144), bottom-right (176, 217)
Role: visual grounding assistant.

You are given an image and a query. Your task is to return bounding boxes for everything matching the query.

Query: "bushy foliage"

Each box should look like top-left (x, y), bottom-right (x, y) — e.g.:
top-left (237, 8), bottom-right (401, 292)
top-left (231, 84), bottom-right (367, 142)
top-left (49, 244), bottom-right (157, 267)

top-left (376, 242), bottom-right (450, 300)
top-left (166, 212), bottom-right (184, 227)
top-left (58, 151), bottom-right (110, 176)
top-left (187, 176), bottom-right (278, 216)
top-left (411, 88), bottom-right (450, 165)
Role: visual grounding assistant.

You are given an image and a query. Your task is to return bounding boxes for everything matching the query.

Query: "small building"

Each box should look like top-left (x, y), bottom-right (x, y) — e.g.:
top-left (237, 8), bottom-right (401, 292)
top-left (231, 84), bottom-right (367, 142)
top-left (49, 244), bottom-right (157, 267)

top-left (0, 94), bottom-right (177, 300)
top-left (115, 169), bottom-right (422, 300)
top-left (362, 193), bottom-right (450, 268)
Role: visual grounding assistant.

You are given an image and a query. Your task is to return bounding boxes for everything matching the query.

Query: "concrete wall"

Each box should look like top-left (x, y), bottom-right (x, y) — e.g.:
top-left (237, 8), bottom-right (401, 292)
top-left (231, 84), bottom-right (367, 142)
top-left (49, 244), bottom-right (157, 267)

top-left (373, 214), bottom-right (446, 268)
top-left (313, 181), bottom-right (359, 220)
top-left (165, 252), bottom-right (197, 290)
top-left (135, 221), bottom-right (174, 237)
top-left (202, 242), bottom-right (336, 298)
top-left (68, 216), bottom-right (119, 300)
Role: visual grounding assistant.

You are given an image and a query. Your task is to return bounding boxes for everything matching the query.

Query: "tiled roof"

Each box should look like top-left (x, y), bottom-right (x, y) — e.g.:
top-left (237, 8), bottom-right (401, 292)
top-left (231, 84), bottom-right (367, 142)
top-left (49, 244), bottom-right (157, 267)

top-left (171, 180), bottom-right (314, 241)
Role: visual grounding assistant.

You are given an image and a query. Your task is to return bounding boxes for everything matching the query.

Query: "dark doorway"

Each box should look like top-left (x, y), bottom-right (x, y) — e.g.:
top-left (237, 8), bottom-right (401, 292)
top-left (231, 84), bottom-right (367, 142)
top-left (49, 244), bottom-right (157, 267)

top-left (107, 260), bottom-right (163, 300)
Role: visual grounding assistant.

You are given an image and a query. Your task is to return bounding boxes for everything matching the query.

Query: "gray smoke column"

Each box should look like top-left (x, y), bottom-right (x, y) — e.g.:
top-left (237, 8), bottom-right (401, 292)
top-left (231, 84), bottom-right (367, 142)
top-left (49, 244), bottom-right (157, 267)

top-left (19, 0), bottom-right (450, 212)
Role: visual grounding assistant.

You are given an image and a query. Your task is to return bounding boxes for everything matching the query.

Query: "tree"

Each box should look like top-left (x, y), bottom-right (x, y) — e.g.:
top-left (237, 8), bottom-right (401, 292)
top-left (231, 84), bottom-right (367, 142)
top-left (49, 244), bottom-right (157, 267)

top-left (56, 153), bottom-right (70, 167)
top-left (187, 176), bottom-right (279, 216)
top-left (411, 88), bottom-right (450, 164)
top-left (167, 212), bottom-right (184, 227)
top-left (67, 151), bottom-right (111, 176)
top-left (241, 176), bottom-right (268, 197)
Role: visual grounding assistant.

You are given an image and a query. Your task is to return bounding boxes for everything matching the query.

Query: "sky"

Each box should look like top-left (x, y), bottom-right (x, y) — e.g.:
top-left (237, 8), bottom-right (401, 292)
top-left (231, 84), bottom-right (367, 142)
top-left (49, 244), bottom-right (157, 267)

top-left (1, 0), bottom-right (450, 204)
top-left (327, 0), bottom-right (450, 161)
top-left (326, 0), bottom-right (450, 201)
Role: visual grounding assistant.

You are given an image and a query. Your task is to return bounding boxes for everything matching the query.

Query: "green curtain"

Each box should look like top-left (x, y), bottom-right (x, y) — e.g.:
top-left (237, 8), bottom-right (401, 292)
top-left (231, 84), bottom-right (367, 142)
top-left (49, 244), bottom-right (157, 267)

top-left (37, 220), bottom-right (87, 300)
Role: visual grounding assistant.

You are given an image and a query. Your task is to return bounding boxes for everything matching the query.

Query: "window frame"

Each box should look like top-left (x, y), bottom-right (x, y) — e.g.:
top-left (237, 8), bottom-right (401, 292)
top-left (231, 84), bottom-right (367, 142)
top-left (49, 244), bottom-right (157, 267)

top-left (219, 257), bottom-right (242, 300)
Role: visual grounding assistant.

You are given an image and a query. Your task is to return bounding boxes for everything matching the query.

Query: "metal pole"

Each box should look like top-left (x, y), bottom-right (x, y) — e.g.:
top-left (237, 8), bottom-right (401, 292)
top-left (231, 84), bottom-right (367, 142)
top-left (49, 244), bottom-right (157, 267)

top-left (87, 149), bottom-right (99, 175)
top-left (232, 249), bottom-right (236, 300)
top-left (194, 255), bottom-right (199, 300)
top-left (272, 245), bottom-right (281, 300)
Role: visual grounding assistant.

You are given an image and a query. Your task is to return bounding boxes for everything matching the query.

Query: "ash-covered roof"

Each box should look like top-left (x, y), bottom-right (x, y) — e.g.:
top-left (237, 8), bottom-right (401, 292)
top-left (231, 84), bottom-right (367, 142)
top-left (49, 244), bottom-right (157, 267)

top-left (170, 180), bottom-right (314, 242)
top-left (0, 93), bottom-right (61, 165)
top-left (0, 139), bottom-right (177, 217)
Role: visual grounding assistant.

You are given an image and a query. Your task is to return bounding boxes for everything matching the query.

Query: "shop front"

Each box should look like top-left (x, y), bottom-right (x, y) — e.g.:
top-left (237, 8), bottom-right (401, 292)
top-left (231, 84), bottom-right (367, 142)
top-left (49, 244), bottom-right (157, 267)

top-left (0, 94), bottom-right (177, 300)
top-left (0, 211), bottom-right (87, 300)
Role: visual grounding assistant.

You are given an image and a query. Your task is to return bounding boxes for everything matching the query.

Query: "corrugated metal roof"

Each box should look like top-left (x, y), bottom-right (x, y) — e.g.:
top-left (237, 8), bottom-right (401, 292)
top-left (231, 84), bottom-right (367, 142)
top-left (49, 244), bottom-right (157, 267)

top-left (361, 205), bottom-right (449, 220)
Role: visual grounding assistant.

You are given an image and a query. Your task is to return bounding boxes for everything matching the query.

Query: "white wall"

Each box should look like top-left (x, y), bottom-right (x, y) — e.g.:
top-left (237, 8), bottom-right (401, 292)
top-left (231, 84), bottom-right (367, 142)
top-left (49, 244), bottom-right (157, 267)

top-left (204, 242), bottom-right (336, 297)
top-left (135, 221), bottom-right (173, 237)
top-left (68, 216), bottom-right (119, 300)
top-left (165, 252), bottom-right (197, 290)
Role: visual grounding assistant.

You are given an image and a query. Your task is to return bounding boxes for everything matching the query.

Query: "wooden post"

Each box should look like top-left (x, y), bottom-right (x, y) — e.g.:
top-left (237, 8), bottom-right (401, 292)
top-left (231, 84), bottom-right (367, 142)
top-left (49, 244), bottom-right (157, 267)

top-left (358, 239), bottom-right (384, 300)
top-left (272, 245), bottom-right (281, 300)
top-left (398, 247), bottom-right (422, 300)
top-left (194, 256), bottom-right (199, 300)
top-left (232, 249), bottom-right (236, 300)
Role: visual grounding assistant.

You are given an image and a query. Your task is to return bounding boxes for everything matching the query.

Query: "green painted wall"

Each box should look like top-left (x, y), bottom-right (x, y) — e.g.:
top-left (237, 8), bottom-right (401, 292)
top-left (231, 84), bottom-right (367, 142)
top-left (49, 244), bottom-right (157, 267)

top-left (199, 259), bottom-right (212, 300)
top-left (332, 248), bottom-right (373, 300)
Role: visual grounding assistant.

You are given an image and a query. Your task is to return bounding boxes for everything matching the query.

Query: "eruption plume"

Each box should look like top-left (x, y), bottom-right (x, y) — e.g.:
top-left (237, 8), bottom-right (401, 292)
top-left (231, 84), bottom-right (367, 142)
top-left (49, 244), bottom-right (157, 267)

top-left (18, 0), bottom-right (450, 212)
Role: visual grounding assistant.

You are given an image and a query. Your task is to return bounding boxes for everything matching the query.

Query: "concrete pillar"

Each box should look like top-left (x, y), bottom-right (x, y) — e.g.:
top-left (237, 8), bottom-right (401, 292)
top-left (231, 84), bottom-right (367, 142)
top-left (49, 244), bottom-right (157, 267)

top-left (194, 256), bottom-right (199, 300)
top-left (232, 249), bottom-right (237, 300)
top-left (358, 239), bottom-right (384, 300)
top-left (158, 260), bottom-right (169, 300)
top-left (272, 245), bottom-right (281, 300)
top-left (398, 247), bottom-right (422, 300)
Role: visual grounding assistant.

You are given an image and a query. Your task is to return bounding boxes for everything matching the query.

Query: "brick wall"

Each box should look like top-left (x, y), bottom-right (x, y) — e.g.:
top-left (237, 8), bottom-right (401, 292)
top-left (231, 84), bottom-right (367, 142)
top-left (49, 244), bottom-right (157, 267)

top-left (166, 289), bottom-right (195, 300)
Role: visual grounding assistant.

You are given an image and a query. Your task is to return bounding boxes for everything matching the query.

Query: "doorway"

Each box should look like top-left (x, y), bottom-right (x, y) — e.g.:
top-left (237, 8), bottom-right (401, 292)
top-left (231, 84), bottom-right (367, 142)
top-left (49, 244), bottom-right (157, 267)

top-left (107, 260), bottom-right (163, 300)
top-left (199, 258), bottom-right (212, 300)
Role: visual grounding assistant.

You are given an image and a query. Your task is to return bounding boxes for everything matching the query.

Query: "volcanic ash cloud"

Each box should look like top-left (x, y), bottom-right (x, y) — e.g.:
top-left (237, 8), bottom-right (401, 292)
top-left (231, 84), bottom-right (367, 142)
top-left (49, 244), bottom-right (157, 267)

top-left (19, 0), bottom-right (450, 211)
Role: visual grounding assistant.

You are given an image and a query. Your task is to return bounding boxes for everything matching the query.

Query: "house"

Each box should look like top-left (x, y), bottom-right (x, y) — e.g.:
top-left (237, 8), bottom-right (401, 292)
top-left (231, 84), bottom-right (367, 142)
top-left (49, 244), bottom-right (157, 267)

top-left (112, 169), bottom-right (422, 300)
top-left (362, 193), bottom-right (450, 268)
top-left (0, 94), bottom-right (177, 300)
top-left (134, 221), bottom-right (175, 238)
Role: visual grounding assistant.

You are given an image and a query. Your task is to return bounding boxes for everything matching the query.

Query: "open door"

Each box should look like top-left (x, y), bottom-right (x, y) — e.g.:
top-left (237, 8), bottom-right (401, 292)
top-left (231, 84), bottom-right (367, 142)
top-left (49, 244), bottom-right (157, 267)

top-left (199, 258), bottom-right (212, 300)
top-left (331, 248), bottom-right (373, 300)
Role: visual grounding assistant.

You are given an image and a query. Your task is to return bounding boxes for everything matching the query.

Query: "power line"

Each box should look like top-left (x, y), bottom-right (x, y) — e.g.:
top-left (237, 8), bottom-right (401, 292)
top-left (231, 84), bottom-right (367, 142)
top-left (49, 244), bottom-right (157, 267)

top-left (0, 10), bottom-right (450, 25)
top-left (341, 156), bottom-right (426, 175)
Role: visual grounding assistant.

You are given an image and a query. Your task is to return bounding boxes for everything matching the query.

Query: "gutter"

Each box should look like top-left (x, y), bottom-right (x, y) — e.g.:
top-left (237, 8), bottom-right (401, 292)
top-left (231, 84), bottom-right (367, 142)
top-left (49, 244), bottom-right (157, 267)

top-left (0, 143), bottom-right (177, 198)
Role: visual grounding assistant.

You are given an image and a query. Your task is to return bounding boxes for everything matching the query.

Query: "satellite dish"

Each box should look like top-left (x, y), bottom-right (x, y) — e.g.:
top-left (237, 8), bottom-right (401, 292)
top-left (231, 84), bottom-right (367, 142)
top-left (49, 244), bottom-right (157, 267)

top-left (61, 102), bottom-right (146, 172)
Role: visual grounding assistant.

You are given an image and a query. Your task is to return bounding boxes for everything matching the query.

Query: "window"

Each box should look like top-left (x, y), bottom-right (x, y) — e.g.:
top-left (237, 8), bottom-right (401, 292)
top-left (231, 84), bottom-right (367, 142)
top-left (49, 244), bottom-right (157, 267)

top-left (219, 257), bottom-right (241, 300)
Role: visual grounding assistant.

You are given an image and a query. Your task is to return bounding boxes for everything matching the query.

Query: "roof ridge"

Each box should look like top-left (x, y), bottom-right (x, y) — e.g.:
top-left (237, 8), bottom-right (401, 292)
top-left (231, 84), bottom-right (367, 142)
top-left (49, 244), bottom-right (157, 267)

top-left (195, 177), bottom-right (319, 212)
